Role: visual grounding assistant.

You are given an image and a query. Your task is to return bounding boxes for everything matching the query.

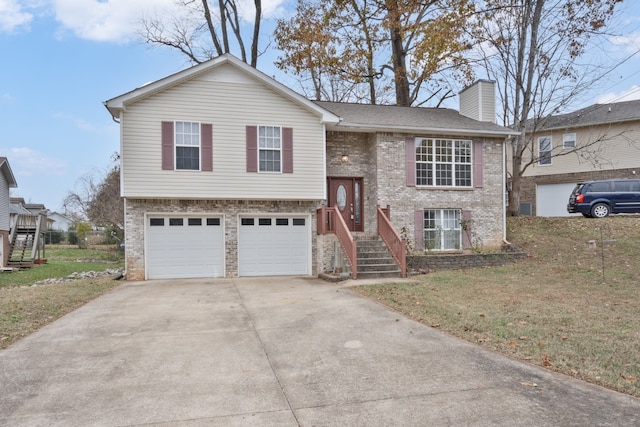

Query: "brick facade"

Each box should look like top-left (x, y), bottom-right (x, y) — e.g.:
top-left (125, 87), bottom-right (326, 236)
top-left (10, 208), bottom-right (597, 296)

top-left (325, 131), bottom-right (507, 257)
top-left (124, 198), bottom-right (320, 280)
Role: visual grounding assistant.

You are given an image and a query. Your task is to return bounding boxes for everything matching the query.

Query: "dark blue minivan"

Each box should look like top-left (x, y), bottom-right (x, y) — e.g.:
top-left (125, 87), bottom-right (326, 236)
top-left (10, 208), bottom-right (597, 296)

top-left (567, 179), bottom-right (640, 217)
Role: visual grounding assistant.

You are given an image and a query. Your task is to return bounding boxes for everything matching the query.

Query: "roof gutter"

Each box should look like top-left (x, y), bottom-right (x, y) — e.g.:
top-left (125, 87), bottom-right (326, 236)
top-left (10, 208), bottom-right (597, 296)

top-left (330, 122), bottom-right (518, 137)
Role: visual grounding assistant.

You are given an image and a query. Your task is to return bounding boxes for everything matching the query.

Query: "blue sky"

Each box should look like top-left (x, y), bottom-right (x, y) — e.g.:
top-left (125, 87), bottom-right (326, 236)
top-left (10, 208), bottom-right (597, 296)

top-left (1, 0), bottom-right (639, 213)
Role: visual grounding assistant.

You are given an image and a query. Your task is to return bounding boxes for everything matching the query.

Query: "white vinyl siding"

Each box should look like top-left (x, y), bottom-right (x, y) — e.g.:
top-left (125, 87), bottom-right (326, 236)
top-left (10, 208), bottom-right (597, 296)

top-left (0, 172), bottom-right (9, 231)
top-left (119, 63), bottom-right (326, 200)
top-left (522, 121), bottom-right (640, 177)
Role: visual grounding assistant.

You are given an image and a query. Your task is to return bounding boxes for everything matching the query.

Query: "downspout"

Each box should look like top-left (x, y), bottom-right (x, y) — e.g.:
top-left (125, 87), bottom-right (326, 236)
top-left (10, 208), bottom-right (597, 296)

top-left (503, 136), bottom-right (511, 245)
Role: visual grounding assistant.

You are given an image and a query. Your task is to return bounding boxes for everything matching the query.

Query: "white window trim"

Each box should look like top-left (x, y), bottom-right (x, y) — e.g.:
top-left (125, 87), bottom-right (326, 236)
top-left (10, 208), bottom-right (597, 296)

top-left (257, 125), bottom-right (283, 173)
top-left (562, 133), bottom-right (576, 149)
top-left (423, 208), bottom-right (462, 252)
top-left (415, 138), bottom-right (473, 188)
top-left (174, 120), bottom-right (201, 171)
top-left (538, 136), bottom-right (552, 166)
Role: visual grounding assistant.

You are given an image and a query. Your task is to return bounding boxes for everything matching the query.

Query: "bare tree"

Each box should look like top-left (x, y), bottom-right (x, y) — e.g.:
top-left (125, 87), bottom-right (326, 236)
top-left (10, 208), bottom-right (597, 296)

top-left (473, 0), bottom-right (623, 215)
top-left (64, 166), bottom-right (124, 236)
top-left (139, 0), bottom-right (263, 66)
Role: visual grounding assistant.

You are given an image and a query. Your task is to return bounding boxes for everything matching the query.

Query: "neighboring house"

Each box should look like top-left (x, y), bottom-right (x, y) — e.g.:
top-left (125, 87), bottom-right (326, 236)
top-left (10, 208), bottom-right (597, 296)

top-left (104, 54), bottom-right (515, 280)
top-left (48, 212), bottom-right (74, 231)
top-left (518, 100), bottom-right (640, 216)
top-left (0, 158), bottom-right (18, 268)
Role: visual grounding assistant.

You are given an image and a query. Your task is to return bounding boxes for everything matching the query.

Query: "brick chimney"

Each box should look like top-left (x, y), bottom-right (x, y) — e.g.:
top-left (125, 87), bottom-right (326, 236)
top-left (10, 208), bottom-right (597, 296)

top-left (459, 80), bottom-right (496, 123)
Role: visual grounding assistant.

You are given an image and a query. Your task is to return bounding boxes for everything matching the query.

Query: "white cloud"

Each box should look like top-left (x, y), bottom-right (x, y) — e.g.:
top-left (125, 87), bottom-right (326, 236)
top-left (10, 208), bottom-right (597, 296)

top-left (597, 85), bottom-right (640, 104)
top-left (0, 0), bottom-right (33, 33)
top-left (53, 112), bottom-right (98, 132)
top-left (52, 0), bottom-right (176, 42)
top-left (51, 0), bottom-right (287, 43)
top-left (6, 147), bottom-right (67, 177)
top-left (608, 33), bottom-right (640, 55)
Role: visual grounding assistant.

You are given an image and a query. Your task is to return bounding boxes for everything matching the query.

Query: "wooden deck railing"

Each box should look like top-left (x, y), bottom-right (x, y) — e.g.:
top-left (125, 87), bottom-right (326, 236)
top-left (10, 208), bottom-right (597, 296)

top-left (317, 205), bottom-right (357, 279)
top-left (377, 205), bottom-right (407, 277)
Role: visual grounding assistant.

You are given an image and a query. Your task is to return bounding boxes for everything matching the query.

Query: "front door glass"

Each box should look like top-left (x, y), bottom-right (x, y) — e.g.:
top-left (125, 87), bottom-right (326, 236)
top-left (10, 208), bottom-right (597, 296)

top-left (337, 185), bottom-right (347, 211)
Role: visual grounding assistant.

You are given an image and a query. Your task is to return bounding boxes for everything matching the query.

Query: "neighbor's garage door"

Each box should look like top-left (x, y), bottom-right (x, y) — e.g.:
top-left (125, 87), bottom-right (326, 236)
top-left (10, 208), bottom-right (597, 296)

top-left (536, 183), bottom-right (579, 217)
top-left (146, 215), bottom-right (224, 279)
top-left (238, 216), bottom-right (310, 276)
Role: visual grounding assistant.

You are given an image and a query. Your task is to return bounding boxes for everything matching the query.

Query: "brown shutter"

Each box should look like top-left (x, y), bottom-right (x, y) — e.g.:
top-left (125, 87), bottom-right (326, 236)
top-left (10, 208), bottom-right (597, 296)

top-left (282, 127), bottom-right (293, 173)
top-left (201, 123), bottom-right (213, 172)
top-left (161, 121), bottom-right (174, 170)
top-left (473, 140), bottom-right (484, 188)
top-left (405, 137), bottom-right (416, 187)
top-left (246, 126), bottom-right (257, 172)
top-left (462, 210), bottom-right (472, 249)
top-left (414, 209), bottom-right (424, 250)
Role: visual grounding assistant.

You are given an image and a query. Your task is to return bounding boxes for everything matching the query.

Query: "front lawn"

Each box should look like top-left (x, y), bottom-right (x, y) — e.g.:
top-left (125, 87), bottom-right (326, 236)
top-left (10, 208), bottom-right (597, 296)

top-left (0, 246), bottom-right (124, 349)
top-left (353, 216), bottom-right (640, 397)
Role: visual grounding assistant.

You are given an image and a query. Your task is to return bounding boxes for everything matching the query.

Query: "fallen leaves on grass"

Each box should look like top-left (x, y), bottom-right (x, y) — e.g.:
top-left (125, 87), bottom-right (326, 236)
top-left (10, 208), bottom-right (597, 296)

top-left (621, 375), bottom-right (637, 384)
top-left (542, 354), bottom-right (553, 367)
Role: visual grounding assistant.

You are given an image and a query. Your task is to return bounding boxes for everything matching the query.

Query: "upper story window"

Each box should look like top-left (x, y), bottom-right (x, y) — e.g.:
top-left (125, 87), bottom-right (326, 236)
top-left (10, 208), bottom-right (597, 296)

top-left (538, 136), bottom-right (552, 165)
top-left (175, 121), bottom-right (200, 170)
top-left (563, 133), bottom-right (576, 149)
top-left (415, 138), bottom-right (472, 187)
top-left (258, 126), bottom-right (281, 172)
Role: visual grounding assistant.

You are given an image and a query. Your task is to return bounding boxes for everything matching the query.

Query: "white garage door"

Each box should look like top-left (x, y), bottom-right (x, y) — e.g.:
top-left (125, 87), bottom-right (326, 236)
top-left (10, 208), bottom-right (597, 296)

top-left (536, 183), bottom-right (579, 217)
top-left (238, 216), bottom-right (310, 276)
top-left (146, 215), bottom-right (224, 279)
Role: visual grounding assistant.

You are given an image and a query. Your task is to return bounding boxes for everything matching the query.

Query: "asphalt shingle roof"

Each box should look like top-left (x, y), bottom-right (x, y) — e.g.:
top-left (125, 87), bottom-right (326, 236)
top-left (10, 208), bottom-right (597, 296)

top-left (314, 101), bottom-right (515, 136)
top-left (536, 99), bottom-right (640, 131)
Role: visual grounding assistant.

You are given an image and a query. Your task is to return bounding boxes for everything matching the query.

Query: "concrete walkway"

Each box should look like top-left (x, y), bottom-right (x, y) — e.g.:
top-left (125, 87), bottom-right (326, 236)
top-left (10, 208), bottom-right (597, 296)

top-left (1, 277), bottom-right (639, 426)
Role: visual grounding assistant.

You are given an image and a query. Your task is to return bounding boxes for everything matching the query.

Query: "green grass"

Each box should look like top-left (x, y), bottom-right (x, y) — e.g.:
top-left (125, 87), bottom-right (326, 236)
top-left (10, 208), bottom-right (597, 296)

top-left (0, 261), bottom-right (121, 288)
top-left (0, 246), bottom-right (124, 349)
top-left (353, 216), bottom-right (640, 397)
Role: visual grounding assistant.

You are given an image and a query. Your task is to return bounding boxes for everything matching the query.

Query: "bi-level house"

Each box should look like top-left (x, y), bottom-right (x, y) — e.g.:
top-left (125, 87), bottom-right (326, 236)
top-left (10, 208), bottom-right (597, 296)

top-left (104, 55), bottom-right (515, 280)
top-left (518, 99), bottom-right (640, 216)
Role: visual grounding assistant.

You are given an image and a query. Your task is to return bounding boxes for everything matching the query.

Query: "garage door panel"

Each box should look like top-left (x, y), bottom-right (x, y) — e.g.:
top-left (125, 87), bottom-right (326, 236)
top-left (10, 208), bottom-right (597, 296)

top-left (146, 216), bottom-right (224, 279)
top-left (536, 183), bottom-right (579, 217)
top-left (239, 216), bottom-right (310, 276)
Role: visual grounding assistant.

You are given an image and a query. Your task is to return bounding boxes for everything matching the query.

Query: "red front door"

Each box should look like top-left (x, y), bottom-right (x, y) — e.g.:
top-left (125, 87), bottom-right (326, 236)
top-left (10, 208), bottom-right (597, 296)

top-left (327, 177), bottom-right (364, 232)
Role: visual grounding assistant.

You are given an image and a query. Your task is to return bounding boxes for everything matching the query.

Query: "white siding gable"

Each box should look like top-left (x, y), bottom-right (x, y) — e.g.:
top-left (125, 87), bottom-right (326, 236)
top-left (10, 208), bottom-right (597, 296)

top-left (120, 64), bottom-right (327, 200)
top-left (0, 172), bottom-right (9, 231)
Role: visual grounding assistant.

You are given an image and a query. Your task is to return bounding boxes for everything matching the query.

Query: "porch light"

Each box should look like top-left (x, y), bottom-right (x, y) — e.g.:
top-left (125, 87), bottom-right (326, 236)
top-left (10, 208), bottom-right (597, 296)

top-left (340, 154), bottom-right (349, 163)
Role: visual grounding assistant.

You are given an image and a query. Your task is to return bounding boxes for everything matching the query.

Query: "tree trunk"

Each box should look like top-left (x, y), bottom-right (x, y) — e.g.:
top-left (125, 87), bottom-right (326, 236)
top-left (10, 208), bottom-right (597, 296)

top-left (251, 0), bottom-right (261, 67)
top-left (386, 0), bottom-right (410, 106)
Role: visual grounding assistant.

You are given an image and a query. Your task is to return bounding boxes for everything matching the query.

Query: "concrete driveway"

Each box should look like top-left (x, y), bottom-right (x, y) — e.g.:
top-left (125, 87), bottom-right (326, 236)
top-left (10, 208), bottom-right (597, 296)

top-left (1, 277), bottom-right (639, 426)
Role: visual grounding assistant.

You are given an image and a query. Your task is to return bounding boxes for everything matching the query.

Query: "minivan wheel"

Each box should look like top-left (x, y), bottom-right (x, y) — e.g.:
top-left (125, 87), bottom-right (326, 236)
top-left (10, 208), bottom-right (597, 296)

top-left (591, 203), bottom-right (610, 218)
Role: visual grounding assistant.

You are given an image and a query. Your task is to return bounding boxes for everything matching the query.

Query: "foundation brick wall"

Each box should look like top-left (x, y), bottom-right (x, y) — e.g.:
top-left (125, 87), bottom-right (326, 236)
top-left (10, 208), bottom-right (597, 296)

top-left (408, 250), bottom-right (527, 271)
top-left (125, 198), bottom-right (320, 280)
